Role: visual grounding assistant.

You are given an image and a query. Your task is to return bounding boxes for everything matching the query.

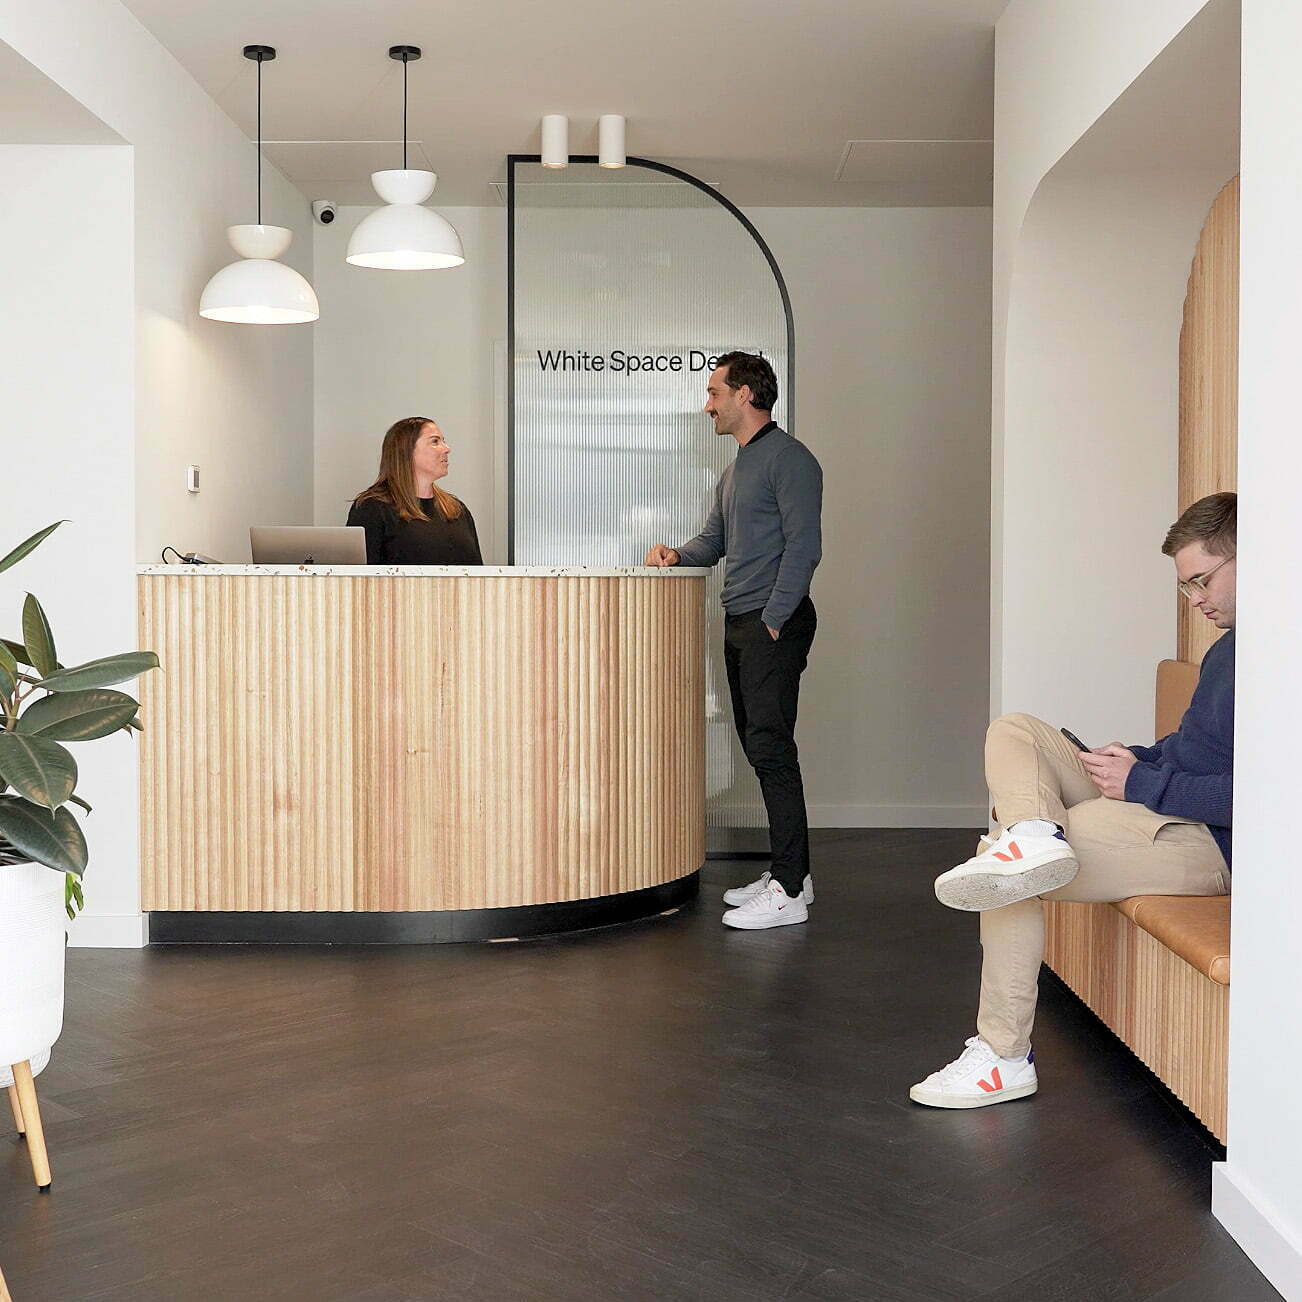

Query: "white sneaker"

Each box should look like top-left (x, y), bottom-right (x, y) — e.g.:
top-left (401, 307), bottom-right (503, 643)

top-left (721, 879), bottom-right (809, 929)
top-left (723, 871), bottom-right (814, 907)
top-left (933, 823), bottom-right (1078, 912)
top-left (909, 1037), bottom-right (1038, 1109)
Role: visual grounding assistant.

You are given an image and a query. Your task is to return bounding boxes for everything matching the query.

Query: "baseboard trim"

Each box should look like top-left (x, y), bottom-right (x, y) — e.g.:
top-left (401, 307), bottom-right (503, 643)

top-left (809, 804), bottom-right (986, 828)
top-left (1213, 1162), bottom-right (1302, 1300)
top-left (710, 804), bottom-right (987, 829)
top-left (148, 873), bottom-right (700, 945)
top-left (67, 911), bottom-right (148, 949)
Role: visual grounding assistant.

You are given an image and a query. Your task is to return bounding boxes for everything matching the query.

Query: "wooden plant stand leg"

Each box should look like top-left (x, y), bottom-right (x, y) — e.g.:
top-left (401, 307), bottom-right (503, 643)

top-left (10, 1063), bottom-right (50, 1192)
top-left (7, 1085), bottom-right (22, 1137)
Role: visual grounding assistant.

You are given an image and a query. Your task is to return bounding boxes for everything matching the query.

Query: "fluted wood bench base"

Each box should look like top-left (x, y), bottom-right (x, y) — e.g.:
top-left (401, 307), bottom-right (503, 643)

top-left (1042, 657), bottom-right (1231, 1142)
top-left (1043, 897), bottom-right (1229, 1141)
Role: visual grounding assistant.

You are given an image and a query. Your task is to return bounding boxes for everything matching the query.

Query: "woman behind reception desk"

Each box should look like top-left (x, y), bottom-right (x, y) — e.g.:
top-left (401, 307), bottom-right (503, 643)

top-left (346, 416), bottom-right (484, 564)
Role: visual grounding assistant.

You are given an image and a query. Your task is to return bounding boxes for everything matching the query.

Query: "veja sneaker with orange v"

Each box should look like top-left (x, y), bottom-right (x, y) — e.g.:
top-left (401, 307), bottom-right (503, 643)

top-left (909, 1036), bottom-right (1038, 1109)
top-left (933, 821), bottom-right (1078, 912)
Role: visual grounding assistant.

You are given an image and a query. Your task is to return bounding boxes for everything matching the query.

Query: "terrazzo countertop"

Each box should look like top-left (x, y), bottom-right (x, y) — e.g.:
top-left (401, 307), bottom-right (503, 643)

top-left (137, 564), bottom-right (709, 577)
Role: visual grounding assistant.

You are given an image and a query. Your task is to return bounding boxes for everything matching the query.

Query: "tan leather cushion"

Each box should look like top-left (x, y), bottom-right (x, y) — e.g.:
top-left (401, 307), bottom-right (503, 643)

top-left (1113, 895), bottom-right (1230, 985)
top-left (1156, 659), bottom-right (1200, 738)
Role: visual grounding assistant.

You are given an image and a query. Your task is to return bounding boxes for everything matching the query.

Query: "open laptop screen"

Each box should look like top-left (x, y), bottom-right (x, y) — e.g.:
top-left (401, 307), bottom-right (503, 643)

top-left (249, 526), bottom-right (368, 565)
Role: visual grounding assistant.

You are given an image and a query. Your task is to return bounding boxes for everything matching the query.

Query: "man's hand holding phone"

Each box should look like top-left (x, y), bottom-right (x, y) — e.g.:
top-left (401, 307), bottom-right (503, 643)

top-left (1079, 742), bottom-right (1138, 800)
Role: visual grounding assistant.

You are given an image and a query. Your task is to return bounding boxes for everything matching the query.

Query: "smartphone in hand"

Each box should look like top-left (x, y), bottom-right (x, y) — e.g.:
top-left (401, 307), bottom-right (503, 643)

top-left (1060, 727), bottom-right (1089, 752)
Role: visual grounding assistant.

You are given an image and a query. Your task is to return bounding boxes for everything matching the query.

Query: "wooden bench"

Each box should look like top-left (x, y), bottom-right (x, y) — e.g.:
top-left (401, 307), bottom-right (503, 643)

top-left (1042, 659), bottom-right (1230, 1141)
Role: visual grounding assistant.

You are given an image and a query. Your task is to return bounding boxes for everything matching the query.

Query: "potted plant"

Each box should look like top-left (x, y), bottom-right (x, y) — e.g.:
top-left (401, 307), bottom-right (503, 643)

top-left (0, 521), bottom-right (157, 1191)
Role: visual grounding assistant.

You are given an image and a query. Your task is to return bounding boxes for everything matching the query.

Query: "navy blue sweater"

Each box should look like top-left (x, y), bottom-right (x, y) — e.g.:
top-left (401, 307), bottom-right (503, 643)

top-left (1126, 629), bottom-right (1234, 867)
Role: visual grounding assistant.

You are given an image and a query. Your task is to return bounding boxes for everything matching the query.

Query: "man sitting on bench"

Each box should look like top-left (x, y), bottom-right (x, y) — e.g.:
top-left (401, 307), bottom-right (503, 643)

top-left (911, 492), bottom-right (1236, 1109)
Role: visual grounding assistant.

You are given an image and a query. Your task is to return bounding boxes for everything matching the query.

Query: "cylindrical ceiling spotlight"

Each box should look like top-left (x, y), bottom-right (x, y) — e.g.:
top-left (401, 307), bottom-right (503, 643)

top-left (541, 114), bottom-right (568, 169)
top-left (346, 46), bottom-right (465, 271)
top-left (598, 114), bottom-right (626, 168)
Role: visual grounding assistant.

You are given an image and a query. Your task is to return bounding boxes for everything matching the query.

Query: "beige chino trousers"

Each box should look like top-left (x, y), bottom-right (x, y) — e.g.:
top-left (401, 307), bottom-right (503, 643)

top-left (976, 713), bottom-right (1228, 1060)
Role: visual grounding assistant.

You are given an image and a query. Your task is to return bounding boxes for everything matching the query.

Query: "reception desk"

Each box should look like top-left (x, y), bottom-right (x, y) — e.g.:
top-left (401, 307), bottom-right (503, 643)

top-left (136, 565), bottom-right (706, 942)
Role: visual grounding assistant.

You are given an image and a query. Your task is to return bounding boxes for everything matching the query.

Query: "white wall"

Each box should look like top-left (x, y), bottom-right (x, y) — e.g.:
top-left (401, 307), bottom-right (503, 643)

top-left (992, 0), bottom-right (1214, 725)
top-left (997, 0), bottom-right (1302, 1293)
top-left (752, 208), bottom-right (992, 823)
top-left (0, 145), bottom-right (138, 941)
top-left (1212, 6), bottom-right (1302, 1296)
top-left (0, 2), bottom-right (317, 943)
top-left (0, 1), bottom-right (316, 566)
top-left (994, 0), bottom-right (1238, 743)
top-left (313, 203), bottom-right (993, 824)
top-left (1000, 163), bottom-right (1227, 739)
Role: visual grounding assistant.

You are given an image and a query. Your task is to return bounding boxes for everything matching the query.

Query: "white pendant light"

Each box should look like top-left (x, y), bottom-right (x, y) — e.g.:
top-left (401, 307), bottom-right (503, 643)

top-left (599, 114), bottom-right (626, 168)
top-left (200, 225), bottom-right (319, 323)
top-left (199, 46), bottom-right (319, 325)
top-left (346, 46), bottom-right (465, 271)
top-left (541, 114), bottom-right (569, 169)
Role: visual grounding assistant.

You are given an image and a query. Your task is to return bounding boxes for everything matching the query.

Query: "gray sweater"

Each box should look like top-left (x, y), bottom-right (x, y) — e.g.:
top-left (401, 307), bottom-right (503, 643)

top-left (676, 423), bottom-right (822, 631)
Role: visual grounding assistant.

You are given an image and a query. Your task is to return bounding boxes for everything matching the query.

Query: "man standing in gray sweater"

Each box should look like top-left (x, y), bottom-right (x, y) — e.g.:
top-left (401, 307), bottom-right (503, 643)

top-left (645, 351), bottom-right (823, 929)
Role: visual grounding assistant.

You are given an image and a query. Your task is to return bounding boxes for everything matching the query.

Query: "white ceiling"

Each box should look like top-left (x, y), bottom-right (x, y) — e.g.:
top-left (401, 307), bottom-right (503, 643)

top-left (119, 0), bottom-right (1003, 207)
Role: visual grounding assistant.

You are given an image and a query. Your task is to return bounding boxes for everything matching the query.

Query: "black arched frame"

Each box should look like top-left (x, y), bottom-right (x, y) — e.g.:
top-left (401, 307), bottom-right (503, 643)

top-left (506, 152), bottom-right (797, 562)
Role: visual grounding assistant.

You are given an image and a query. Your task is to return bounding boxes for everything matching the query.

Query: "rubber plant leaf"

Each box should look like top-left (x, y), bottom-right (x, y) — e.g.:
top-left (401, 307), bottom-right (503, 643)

top-left (0, 521), bottom-right (66, 576)
top-left (22, 594), bottom-right (57, 679)
top-left (0, 733), bottom-right (77, 810)
top-left (16, 689), bottom-right (139, 741)
top-left (0, 796), bottom-right (87, 875)
top-left (38, 652), bottom-right (159, 693)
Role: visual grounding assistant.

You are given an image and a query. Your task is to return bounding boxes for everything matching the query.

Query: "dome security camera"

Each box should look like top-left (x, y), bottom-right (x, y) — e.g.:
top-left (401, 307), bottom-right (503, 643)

top-left (312, 200), bottom-right (337, 225)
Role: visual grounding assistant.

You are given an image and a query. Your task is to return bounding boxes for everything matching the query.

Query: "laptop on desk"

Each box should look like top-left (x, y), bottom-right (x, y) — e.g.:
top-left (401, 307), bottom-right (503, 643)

top-left (249, 526), bottom-right (367, 566)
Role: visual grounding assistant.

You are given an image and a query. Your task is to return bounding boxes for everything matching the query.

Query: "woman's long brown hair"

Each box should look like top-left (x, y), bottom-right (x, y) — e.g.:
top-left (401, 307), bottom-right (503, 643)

top-left (353, 417), bottom-right (465, 522)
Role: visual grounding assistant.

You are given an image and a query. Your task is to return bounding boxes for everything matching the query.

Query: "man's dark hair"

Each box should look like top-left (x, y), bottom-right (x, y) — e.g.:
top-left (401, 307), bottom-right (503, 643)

top-left (1162, 491), bottom-right (1237, 558)
top-left (715, 351), bottom-right (777, 412)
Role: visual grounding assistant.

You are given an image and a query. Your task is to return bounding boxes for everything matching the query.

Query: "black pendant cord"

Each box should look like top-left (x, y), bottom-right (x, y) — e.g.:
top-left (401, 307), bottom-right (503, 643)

top-left (388, 46), bottom-right (421, 170)
top-left (256, 53), bottom-right (262, 224)
top-left (243, 46), bottom-right (276, 225)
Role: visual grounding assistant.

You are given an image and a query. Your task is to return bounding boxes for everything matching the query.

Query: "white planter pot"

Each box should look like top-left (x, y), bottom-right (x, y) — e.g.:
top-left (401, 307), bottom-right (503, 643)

top-left (0, 862), bottom-right (65, 1084)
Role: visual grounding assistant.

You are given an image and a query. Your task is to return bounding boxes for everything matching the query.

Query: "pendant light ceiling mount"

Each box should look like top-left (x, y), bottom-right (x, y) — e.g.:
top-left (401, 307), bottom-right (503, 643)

top-left (346, 43), bottom-right (464, 271)
top-left (199, 42), bottom-right (319, 324)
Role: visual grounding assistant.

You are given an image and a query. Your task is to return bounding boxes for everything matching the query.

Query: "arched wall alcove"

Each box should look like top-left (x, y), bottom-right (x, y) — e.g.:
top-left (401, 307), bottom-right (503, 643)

top-left (996, 0), bottom-right (1239, 743)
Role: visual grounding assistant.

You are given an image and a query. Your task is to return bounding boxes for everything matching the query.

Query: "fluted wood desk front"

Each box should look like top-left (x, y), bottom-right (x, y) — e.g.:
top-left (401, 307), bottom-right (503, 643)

top-left (137, 566), bottom-right (706, 942)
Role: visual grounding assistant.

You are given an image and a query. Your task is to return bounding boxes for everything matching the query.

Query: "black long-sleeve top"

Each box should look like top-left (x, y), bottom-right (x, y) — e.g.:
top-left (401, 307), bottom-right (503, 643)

top-left (346, 496), bottom-right (483, 565)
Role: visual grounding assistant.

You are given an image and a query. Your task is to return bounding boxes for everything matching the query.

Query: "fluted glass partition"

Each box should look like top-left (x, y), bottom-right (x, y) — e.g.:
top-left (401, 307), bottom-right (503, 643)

top-left (509, 157), bottom-right (793, 843)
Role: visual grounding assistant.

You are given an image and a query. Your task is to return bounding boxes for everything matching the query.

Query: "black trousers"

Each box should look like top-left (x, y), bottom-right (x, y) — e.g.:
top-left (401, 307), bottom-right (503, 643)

top-left (722, 596), bottom-right (816, 897)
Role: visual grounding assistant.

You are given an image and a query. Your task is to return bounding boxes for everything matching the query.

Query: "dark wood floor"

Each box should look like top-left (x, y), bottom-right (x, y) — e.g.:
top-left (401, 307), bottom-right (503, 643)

top-left (0, 830), bottom-right (1279, 1301)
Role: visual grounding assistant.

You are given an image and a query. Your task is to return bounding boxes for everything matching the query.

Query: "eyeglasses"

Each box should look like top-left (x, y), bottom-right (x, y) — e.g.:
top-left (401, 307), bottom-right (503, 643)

top-left (1178, 553), bottom-right (1235, 601)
